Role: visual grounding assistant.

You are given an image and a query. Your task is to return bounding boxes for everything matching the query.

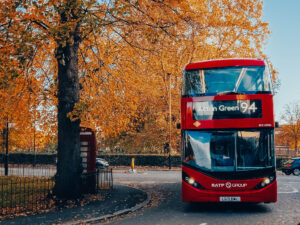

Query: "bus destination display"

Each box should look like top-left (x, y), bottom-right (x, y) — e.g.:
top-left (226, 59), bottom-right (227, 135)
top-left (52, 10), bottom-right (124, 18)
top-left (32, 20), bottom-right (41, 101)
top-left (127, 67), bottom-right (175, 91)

top-left (193, 99), bottom-right (262, 120)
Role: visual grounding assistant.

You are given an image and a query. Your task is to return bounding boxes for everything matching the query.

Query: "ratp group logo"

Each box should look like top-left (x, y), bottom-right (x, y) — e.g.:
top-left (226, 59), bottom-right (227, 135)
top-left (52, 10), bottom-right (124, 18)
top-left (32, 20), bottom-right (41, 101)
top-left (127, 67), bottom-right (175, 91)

top-left (226, 182), bottom-right (232, 188)
top-left (211, 182), bottom-right (247, 188)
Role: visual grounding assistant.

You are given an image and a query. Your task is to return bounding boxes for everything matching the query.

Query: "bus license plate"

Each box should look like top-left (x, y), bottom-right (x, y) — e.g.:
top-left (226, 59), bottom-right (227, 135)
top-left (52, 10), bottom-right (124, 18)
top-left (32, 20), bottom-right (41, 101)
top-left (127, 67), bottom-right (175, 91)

top-left (220, 196), bottom-right (241, 202)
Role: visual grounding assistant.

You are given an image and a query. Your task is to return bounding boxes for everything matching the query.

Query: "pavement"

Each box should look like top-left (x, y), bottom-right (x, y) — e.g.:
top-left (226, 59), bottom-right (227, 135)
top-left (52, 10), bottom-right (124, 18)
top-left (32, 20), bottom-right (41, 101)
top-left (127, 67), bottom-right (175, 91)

top-left (1, 185), bottom-right (150, 225)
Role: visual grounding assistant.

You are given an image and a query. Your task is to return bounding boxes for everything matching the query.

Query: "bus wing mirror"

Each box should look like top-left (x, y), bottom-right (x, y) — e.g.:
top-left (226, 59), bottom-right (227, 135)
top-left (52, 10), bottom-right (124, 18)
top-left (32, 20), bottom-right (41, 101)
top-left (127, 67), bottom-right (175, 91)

top-left (177, 123), bottom-right (181, 129)
top-left (275, 121), bottom-right (279, 128)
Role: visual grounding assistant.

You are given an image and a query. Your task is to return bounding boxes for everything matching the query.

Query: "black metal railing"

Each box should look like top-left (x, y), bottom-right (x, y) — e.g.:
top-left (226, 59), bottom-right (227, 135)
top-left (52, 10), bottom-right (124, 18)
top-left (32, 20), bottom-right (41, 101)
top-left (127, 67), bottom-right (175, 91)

top-left (0, 164), bottom-right (56, 177)
top-left (0, 176), bottom-right (54, 217)
top-left (0, 164), bottom-right (113, 190)
top-left (81, 168), bottom-right (113, 193)
top-left (97, 168), bottom-right (113, 190)
top-left (0, 167), bottom-right (113, 218)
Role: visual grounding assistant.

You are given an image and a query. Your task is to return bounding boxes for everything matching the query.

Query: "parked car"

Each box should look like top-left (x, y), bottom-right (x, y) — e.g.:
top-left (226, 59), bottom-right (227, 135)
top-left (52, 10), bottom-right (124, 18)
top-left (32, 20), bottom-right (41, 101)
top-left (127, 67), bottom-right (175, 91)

top-left (96, 157), bottom-right (109, 169)
top-left (281, 157), bottom-right (300, 176)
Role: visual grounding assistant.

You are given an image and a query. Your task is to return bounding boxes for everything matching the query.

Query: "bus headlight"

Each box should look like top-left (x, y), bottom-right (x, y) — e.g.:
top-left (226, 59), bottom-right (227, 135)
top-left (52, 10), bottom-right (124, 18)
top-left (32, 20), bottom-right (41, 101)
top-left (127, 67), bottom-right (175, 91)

top-left (188, 177), bottom-right (195, 185)
top-left (182, 172), bottom-right (205, 190)
top-left (255, 175), bottom-right (275, 190)
top-left (263, 178), bottom-right (270, 185)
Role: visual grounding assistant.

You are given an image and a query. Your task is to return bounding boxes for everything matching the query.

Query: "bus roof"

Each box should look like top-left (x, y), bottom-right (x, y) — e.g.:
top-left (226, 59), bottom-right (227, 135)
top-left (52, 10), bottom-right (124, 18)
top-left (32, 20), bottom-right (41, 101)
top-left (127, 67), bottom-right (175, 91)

top-left (185, 59), bottom-right (265, 70)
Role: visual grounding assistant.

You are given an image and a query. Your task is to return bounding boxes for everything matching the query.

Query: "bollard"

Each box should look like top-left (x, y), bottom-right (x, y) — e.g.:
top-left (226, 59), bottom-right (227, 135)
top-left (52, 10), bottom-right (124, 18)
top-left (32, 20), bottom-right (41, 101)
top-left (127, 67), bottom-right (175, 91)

top-left (130, 157), bottom-right (136, 173)
top-left (131, 157), bottom-right (135, 170)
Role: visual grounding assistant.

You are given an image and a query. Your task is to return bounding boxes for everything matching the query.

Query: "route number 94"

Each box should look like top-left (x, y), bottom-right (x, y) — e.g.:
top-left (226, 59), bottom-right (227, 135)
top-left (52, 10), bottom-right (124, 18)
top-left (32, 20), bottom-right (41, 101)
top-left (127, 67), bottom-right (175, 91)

top-left (240, 102), bottom-right (257, 113)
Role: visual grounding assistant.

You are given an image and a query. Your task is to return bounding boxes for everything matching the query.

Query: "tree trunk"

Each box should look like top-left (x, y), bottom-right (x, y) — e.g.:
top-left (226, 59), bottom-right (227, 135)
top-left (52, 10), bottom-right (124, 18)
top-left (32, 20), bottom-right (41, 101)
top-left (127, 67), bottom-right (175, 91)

top-left (53, 38), bottom-right (82, 199)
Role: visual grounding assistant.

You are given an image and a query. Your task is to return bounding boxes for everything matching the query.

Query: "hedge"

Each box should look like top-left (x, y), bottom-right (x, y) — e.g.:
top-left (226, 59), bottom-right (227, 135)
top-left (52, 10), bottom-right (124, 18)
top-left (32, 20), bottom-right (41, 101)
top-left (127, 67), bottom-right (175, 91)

top-left (0, 153), bottom-right (56, 165)
top-left (0, 153), bottom-right (290, 169)
top-left (100, 154), bottom-right (182, 167)
top-left (0, 153), bottom-right (181, 167)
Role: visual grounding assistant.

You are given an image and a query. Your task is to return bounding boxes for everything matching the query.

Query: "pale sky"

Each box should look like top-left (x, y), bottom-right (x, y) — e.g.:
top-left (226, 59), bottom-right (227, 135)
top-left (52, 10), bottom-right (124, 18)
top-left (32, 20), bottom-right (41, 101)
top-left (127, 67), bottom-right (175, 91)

top-left (263, 0), bottom-right (300, 121)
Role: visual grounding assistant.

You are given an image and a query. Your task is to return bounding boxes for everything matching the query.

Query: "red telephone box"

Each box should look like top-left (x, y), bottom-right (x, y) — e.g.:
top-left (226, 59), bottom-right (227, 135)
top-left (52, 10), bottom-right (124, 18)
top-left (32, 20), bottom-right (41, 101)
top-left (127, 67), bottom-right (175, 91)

top-left (80, 127), bottom-right (97, 173)
top-left (80, 127), bottom-right (98, 193)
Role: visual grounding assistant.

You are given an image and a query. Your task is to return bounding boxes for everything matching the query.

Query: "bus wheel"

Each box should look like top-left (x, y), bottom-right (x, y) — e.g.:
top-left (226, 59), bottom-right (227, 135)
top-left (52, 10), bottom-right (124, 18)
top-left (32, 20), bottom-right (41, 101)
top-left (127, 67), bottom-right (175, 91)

top-left (293, 168), bottom-right (300, 176)
top-left (284, 171), bottom-right (292, 175)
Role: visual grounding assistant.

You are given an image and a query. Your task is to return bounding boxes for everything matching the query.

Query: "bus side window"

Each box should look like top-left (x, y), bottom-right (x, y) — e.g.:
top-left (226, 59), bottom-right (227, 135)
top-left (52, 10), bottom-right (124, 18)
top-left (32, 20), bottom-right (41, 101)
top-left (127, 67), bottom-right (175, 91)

top-left (184, 135), bottom-right (194, 163)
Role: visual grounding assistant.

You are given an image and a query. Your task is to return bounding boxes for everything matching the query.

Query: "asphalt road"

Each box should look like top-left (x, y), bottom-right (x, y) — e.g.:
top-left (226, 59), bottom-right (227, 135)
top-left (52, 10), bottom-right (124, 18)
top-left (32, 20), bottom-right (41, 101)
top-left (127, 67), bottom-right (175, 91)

top-left (101, 169), bottom-right (300, 225)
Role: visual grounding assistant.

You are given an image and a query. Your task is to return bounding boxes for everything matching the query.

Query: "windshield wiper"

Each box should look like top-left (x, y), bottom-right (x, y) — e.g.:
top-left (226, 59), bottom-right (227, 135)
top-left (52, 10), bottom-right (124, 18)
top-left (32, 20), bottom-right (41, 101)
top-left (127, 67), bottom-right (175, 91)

top-left (216, 91), bottom-right (245, 96)
top-left (234, 68), bottom-right (247, 92)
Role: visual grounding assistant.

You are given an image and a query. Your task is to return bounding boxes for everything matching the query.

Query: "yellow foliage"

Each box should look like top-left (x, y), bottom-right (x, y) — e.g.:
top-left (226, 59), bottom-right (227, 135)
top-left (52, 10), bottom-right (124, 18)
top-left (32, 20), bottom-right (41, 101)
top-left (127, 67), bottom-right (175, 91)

top-left (0, 0), bottom-right (272, 153)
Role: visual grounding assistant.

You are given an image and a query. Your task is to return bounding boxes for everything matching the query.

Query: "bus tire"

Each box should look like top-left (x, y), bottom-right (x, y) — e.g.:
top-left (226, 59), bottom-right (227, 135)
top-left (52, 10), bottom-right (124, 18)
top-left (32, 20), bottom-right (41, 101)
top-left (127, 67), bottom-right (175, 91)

top-left (284, 171), bottom-right (292, 175)
top-left (293, 168), bottom-right (300, 176)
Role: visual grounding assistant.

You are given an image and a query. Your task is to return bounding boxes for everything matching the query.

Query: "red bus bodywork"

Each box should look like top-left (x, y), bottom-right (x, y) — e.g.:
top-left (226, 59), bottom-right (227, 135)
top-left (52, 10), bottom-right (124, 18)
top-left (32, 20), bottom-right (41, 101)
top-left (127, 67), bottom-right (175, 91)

top-left (181, 59), bottom-right (277, 203)
top-left (185, 59), bottom-right (265, 70)
top-left (182, 166), bottom-right (277, 203)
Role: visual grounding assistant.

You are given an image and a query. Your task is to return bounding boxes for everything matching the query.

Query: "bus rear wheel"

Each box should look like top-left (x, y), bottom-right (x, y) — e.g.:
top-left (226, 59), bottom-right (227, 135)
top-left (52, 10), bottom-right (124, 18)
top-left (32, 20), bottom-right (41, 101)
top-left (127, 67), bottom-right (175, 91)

top-left (293, 168), bottom-right (300, 176)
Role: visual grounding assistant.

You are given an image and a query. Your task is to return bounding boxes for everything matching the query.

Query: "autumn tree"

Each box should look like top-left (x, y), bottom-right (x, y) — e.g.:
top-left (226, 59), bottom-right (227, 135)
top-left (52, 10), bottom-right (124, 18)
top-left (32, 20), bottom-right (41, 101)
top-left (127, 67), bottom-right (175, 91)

top-left (88, 0), bottom-right (271, 153)
top-left (1, 0), bottom-right (272, 198)
top-left (280, 102), bottom-right (300, 155)
top-left (0, 0), bottom-right (200, 198)
top-left (0, 1), bottom-right (55, 159)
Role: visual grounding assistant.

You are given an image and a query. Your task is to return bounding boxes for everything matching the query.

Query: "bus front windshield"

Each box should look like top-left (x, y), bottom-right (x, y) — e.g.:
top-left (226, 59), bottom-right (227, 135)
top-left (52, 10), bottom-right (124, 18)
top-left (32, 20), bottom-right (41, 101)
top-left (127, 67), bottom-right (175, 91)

top-left (182, 66), bottom-right (272, 97)
top-left (183, 129), bottom-right (275, 172)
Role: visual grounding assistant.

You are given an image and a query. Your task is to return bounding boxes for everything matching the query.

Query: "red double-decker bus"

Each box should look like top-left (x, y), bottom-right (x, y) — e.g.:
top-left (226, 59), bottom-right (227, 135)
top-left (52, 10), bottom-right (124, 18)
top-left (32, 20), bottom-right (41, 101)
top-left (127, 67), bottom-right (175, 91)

top-left (181, 59), bottom-right (277, 203)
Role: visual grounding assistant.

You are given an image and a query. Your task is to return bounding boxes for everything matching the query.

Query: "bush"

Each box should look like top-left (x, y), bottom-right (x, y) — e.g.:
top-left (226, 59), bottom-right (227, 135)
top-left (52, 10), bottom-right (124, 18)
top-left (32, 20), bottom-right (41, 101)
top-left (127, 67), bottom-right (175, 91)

top-left (0, 153), bottom-right (56, 165)
top-left (99, 154), bottom-right (181, 167)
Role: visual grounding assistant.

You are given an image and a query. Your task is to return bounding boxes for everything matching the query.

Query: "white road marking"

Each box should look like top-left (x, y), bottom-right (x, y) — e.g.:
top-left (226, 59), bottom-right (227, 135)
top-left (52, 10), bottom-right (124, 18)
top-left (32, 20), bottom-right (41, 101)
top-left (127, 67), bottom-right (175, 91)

top-left (278, 182), bottom-right (299, 194)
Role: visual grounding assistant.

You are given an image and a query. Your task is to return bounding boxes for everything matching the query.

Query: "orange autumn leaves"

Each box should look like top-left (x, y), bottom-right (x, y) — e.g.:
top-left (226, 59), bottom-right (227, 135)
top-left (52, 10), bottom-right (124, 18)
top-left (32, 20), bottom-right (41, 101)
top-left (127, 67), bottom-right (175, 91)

top-left (1, 0), bottom-right (272, 153)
